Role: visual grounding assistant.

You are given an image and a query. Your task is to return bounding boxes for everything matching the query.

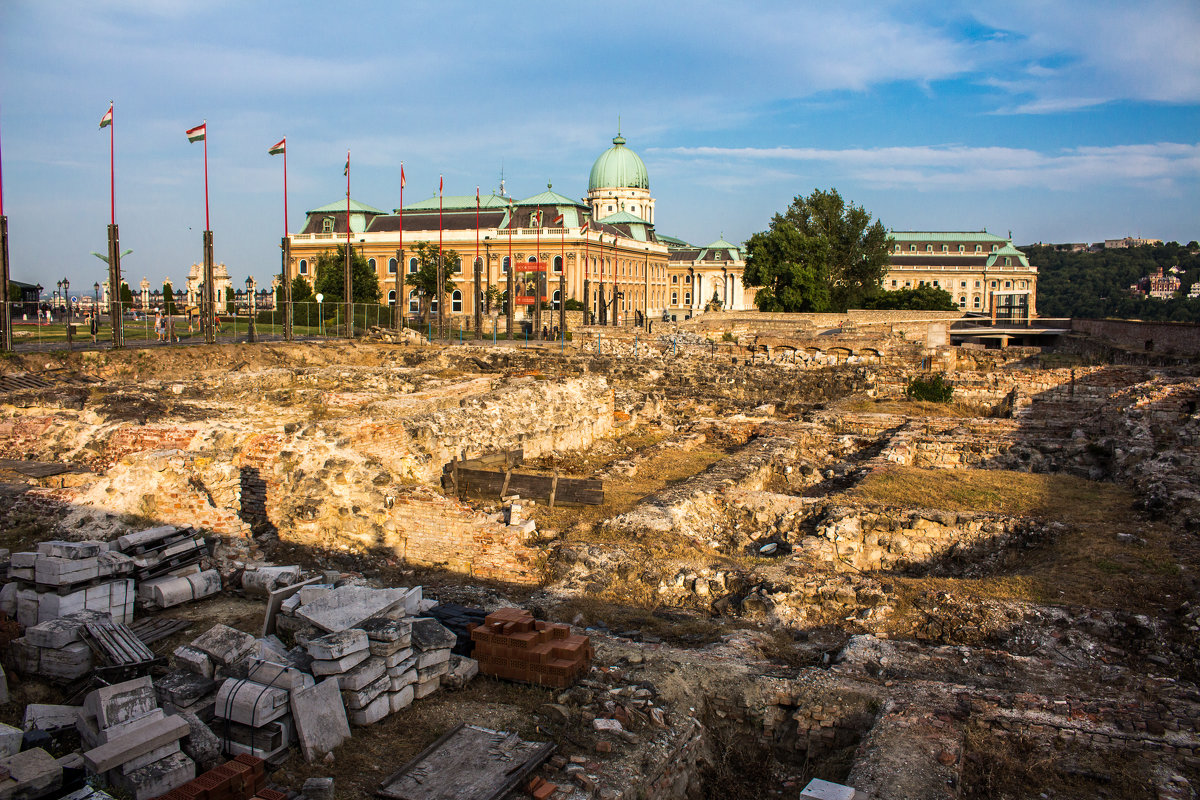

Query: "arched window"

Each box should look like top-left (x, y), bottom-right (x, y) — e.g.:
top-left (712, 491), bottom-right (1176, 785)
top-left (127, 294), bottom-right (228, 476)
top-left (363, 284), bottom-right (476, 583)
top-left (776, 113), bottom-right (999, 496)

top-left (942, 245), bottom-right (948, 253)
top-left (552, 290), bottom-right (561, 309)
top-left (958, 245), bottom-right (965, 253)
top-left (958, 296), bottom-right (966, 307)
top-left (973, 296), bottom-right (981, 308)
top-left (553, 256), bottom-right (562, 274)
top-left (926, 245), bottom-right (933, 253)
top-left (684, 274), bottom-right (691, 284)
top-left (431, 295), bottom-right (439, 312)
top-left (527, 255), bottom-right (537, 263)
top-left (671, 275), bottom-right (678, 284)
top-left (684, 292), bottom-right (691, 306)
top-left (991, 245), bottom-right (998, 252)
top-left (451, 290), bottom-right (462, 312)
top-left (502, 256), bottom-right (510, 273)
top-left (975, 245), bottom-right (982, 253)
top-left (387, 290), bottom-right (396, 306)
top-left (368, 257), bottom-right (377, 272)
top-left (322, 218), bottom-right (333, 233)
top-left (1004, 257), bottom-right (1011, 266)
top-left (910, 245), bottom-right (917, 253)
top-left (388, 258), bottom-right (397, 274)
top-left (671, 291), bottom-right (678, 305)
top-left (408, 257), bottom-right (418, 274)
top-left (299, 259), bottom-right (308, 275)
top-left (408, 290), bottom-right (419, 313)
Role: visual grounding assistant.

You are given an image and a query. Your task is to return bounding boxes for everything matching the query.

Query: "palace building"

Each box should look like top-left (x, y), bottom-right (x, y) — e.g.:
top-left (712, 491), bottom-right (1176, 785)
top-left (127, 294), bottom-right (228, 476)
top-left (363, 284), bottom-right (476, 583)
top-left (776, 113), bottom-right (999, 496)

top-left (885, 231), bottom-right (1038, 321)
top-left (286, 133), bottom-right (754, 324)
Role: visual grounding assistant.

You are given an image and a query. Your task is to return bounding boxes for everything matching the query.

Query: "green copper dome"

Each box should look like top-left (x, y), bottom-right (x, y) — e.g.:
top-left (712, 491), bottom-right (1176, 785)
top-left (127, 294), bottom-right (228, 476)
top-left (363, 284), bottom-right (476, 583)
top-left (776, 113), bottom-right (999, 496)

top-left (588, 134), bottom-right (649, 192)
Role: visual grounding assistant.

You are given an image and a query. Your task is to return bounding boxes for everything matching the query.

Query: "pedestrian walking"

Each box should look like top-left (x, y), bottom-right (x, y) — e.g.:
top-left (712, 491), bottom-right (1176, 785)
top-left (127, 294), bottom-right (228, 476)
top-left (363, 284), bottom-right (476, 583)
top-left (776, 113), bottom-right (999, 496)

top-left (89, 312), bottom-right (98, 343)
top-left (155, 311), bottom-right (163, 342)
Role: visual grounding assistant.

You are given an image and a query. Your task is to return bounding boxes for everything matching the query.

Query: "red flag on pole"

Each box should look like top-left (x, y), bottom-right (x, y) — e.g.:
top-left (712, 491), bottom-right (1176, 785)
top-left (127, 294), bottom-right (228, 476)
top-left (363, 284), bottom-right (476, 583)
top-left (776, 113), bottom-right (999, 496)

top-left (101, 103), bottom-right (114, 225)
top-left (269, 138), bottom-right (287, 237)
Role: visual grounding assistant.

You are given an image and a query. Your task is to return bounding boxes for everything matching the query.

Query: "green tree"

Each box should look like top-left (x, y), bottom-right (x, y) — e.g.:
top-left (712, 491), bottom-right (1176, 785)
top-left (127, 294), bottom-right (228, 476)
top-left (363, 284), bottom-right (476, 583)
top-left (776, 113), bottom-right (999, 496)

top-left (119, 281), bottom-right (133, 307)
top-left (483, 285), bottom-right (503, 313)
top-left (743, 188), bottom-right (891, 312)
top-left (865, 285), bottom-right (957, 311)
top-left (407, 241), bottom-right (459, 323)
top-left (288, 275), bottom-right (314, 304)
top-left (162, 282), bottom-right (177, 315)
top-left (313, 245), bottom-right (382, 305)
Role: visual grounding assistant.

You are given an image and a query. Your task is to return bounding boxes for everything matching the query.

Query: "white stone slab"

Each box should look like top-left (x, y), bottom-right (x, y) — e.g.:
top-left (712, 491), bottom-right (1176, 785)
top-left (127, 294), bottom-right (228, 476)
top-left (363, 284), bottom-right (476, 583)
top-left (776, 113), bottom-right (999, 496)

top-left (346, 692), bottom-right (389, 727)
top-left (800, 778), bottom-right (857, 800)
top-left (310, 649), bottom-right (369, 676)
top-left (337, 656), bottom-right (386, 692)
top-left (84, 677), bottom-right (157, 730)
top-left (295, 586), bottom-right (409, 633)
top-left (289, 677), bottom-right (351, 762)
top-left (306, 629), bottom-right (368, 661)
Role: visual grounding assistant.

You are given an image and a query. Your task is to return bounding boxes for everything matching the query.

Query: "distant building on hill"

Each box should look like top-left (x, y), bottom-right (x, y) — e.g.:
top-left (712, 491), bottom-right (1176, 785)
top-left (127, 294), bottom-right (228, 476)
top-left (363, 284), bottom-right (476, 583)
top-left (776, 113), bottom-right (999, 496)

top-left (1105, 236), bottom-right (1162, 249)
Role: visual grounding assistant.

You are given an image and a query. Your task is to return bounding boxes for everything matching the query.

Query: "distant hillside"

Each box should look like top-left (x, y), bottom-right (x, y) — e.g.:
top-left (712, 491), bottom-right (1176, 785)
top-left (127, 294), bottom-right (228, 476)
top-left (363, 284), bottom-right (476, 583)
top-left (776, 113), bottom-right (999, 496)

top-left (1021, 243), bottom-right (1200, 323)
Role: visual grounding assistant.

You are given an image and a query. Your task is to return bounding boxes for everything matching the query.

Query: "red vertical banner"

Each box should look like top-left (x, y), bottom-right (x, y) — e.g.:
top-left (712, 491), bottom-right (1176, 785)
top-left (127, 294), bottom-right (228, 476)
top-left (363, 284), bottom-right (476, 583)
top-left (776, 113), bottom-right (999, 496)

top-left (399, 163), bottom-right (405, 263)
top-left (345, 150), bottom-right (351, 253)
top-left (438, 175), bottom-right (443, 255)
top-left (475, 186), bottom-right (480, 269)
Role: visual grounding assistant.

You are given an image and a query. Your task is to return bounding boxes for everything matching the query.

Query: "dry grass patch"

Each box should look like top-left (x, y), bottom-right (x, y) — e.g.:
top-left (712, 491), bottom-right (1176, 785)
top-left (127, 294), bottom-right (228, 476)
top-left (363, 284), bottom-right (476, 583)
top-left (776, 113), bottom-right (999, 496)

top-left (841, 397), bottom-right (994, 418)
top-left (844, 467), bottom-right (1183, 612)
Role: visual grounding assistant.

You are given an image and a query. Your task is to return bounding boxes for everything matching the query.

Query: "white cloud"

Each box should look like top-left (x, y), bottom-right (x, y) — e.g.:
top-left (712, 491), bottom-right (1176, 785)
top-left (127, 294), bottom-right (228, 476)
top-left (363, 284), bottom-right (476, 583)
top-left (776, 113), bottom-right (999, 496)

top-left (651, 141), bottom-right (1200, 191)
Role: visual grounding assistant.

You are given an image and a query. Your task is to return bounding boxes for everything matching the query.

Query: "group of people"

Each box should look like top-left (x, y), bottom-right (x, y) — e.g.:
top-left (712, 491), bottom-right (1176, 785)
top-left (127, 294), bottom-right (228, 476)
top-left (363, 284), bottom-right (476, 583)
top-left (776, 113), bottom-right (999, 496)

top-left (153, 310), bottom-right (179, 343)
top-left (540, 324), bottom-right (562, 341)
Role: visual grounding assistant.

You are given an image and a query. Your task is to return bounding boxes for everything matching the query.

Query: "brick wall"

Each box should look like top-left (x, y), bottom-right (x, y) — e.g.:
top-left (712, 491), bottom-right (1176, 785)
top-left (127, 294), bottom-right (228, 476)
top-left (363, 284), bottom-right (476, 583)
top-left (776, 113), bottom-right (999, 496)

top-left (0, 416), bottom-right (54, 458)
top-left (1071, 318), bottom-right (1200, 357)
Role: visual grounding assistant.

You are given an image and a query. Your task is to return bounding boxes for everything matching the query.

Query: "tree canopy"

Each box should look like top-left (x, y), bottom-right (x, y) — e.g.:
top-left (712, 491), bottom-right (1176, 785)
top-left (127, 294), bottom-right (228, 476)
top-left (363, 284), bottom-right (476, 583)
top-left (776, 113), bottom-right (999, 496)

top-left (863, 285), bottom-right (957, 311)
top-left (1022, 242), bottom-right (1200, 323)
top-left (407, 241), bottom-right (459, 321)
top-left (162, 282), bottom-right (177, 315)
top-left (742, 188), bottom-right (891, 312)
top-left (313, 245), bottom-right (382, 304)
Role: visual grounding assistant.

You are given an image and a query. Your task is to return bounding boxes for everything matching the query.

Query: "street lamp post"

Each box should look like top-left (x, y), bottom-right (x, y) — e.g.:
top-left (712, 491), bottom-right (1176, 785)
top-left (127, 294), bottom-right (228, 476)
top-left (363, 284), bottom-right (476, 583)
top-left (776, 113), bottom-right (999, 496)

top-left (315, 293), bottom-right (324, 336)
top-left (63, 277), bottom-right (72, 349)
top-left (245, 276), bottom-right (256, 343)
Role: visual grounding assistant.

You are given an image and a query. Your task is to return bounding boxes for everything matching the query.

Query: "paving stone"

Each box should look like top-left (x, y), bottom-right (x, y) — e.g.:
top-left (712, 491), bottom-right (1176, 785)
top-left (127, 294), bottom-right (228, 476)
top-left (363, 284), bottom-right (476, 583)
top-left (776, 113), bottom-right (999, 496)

top-left (40, 641), bottom-right (92, 681)
top-left (342, 673), bottom-right (389, 710)
top-left (346, 692), bottom-right (390, 727)
top-left (290, 678), bottom-right (350, 762)
top-left (389, 669), bottom-right (417, 692)
top-left (245, 659), bottom-right (315, 691)
top-left (369, 638), bottom-right (410, 657)
top-left (306, 629), bottom-right (368, 661)
top-left (0, 747), bottom-right (62, 799)
top-left (416, 648), bottom-right (450, 669)
top-left (189, 624), bottom-right (257, 667)
top-left (110, 750), bottom-right (194, 800)
top-left (177, 711), bottom-right (222, 773)
top-left (22, 703), bottom-right (82, 733)
top-left (382, 647), bottom-right (415, 668)
top-left (310, 649), bottom-right (370, 676)
top-left (172, 645), bottom-right (213, 678)
top-left (82, 714), bottom-right (189, 773)
top-left (386, 656), bottom-right (417, 678)
top-left (337, 656), bottom-right (386, 692)
top-left (119, 741), bottom-right (180, 775)
top-left (37, 540), bottom-right (106, 559)
top-left (0, 722), bottom-right (22, 758)
top-left (417, 660), bottom-right (450, 682)
top-left (295, 586), bottom-right (410, 633)
top-left (800, 778), bottom-right (857, 800)
top-left (389, 686), bottom-right (414, 713)
top-left (358, 617), bottom-right (412, 643)
top-left (302, 777), bottom-right (335, 800)
top-left (410, 617), bottom-right (457, 652)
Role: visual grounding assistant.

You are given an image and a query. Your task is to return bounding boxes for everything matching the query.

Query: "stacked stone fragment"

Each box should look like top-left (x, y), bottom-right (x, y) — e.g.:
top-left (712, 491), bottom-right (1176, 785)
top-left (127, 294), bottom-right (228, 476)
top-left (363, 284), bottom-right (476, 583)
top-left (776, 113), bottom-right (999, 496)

top-left (7, 609), bottom-right (111, 681)
top-left (77, 677), bottom-right (195, 800)
top-left (306, 629), bottom-right (390, 726)
top-left (469, 607), bottom-right (592, 689)
top-left (115, 526), bottom-right (219, 610)
top-left (359, 618), bottom-right (418, 718)
top-left (410, 617), bottom-right (457, 699)
top-left (8, 541), bottom-right (135, 627)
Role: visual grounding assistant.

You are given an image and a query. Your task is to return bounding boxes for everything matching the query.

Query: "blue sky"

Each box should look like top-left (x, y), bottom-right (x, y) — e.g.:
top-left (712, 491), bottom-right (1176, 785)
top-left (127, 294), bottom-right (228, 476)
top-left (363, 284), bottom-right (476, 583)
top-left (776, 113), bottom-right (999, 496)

top-left (1, 0), bottom-right (1198, 292)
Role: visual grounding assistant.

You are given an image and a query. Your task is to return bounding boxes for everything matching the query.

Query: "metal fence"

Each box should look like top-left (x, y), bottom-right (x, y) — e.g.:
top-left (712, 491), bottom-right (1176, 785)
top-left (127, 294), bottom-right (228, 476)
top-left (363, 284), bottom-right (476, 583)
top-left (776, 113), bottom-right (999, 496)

top-left (0, 301), bottom-right (582, 352)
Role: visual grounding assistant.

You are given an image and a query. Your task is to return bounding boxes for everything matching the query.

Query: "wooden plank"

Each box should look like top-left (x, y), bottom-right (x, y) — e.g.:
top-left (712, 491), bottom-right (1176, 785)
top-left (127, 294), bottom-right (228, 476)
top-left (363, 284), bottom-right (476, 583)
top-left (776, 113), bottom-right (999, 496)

top-left (549, 474), bottom-right (558, 509)
top-left (455, 468), bottom-right (603, 505)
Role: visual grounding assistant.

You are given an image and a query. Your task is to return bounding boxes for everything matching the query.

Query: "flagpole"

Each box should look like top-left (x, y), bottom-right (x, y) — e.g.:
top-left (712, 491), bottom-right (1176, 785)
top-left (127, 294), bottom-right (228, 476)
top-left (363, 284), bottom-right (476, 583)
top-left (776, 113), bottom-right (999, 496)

top-left (345, 149), bottom-right (352, 339)
top-left (0, 105), bottom-right (10, 352)
top-left (109, 101), bottom-right (115, 226)
top-left (203, 120), bottom-right (209, 231)
top-left (506, 202), bottom-right (514, 338)
top-left (474, 187), bottom-right (481, 340)
top-left (396, 163), bottom-right (404, 332)
top-left (283, 138), bottom-right (288, 238)
top-left (437, 175), bottom-right (443, 339)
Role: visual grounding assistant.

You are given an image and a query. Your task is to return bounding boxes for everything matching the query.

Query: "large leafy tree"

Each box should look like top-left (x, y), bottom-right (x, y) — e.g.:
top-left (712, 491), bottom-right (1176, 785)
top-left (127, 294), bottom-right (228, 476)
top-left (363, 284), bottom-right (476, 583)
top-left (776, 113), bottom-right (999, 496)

top-left (408, 241), bottom-right (459, 323)
top-left (313, 245), bottom-right (382, 304)
top-left (743, 188), bottom-right (891, 312)
top-left (162, 282), bottom-right (177, 314)
top-left (865, 285), bottom-right (957, 311)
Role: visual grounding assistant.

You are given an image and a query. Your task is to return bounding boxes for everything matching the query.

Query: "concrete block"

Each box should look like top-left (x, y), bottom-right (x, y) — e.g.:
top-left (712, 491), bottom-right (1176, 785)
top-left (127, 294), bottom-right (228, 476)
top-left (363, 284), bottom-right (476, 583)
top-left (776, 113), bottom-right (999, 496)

top-left (414, 676), bottom-right (441, 699)
top-left (389, 669), bottom-right (417, 692)
top-left (389, 686), bottom-right (415, 713)
top-left (342, 674), bottom-right (389, 711)
top-left (297, 584), bottom-right (334, 605)
top-left (25, 610), bottom-right (109, 649)
top-left (7, 637), bottom-right (40, 674)
top-left (386, 655), bottom-right (417, 677)
top-left (37, 540), bottom-right (106, 559)
top-left (310, 649), bottom-right (369, 676)
top-left (183, 569), bottom-right (221, 599)
top-left (138, 575), bottom-right (195, 608)
top-left (0, 583), bottom-right (15, 618)
top-left (115, 525), bottom-right (179, 552)
top-left (189, 624), bottom-right (257, 667)
top-left (289, 678), bottom-right (350, 762)
top-left (346, 692), bottom-right (389, 727)
top-left (416, 648), bottom-right (450, 670)
top-left (306, 629), bottom-right (368, 661)
top-left (155, 672), bottom-right (218, 709)
top-left (800, 778), bottom-right (857, 800)
top-left (0, 748), bottom-right (62, 799)
top-left (213, 678), bottom-right (290, 726)
top-left (369, 638), bottom-right (409, 657)
top-left (302, 777), bottom-right (335, 800)
top-left (240, 565), bottom-right (302, 595)
top-left (0, 723), bottom-right (23, 758)
top-left (81, 714), bottom-right (189, 773)
top-left (382, 647), bottom-right (415, 668)
top-left (417, 660), bottom-right (450, 682)
top-left (84, 677), bottom-right (157, 730)
top-left (9, 552), bottom-right (37, 569)
top-left (14, 588), bottom-right (38, 628)
top-left (40, 641), bottom-right (92, 680)
top-left (110, 751), bottom-right (194, 800)
top-left (337, 656), bottom-right (385, 692)
top-left (296, 586), bottom-right (409, 633)
top-left (119, 741), bottom-right (179, 775)
top-left (22, 703), bottom-right (81, 733)
top-left (97, 551), bottom-right (135, 578)
top-left (410, 617), bottom-right (457, 652)
top-left (172, 645), bottom-right (214, 678)
top-left (246, 659), bottom-right (315, 691)
top-left (177, 711), bottom-right (222, 773)
top-left (35, 556), bottom-right (99, 585)
top-left (358, 617), bottom-right (412, 643)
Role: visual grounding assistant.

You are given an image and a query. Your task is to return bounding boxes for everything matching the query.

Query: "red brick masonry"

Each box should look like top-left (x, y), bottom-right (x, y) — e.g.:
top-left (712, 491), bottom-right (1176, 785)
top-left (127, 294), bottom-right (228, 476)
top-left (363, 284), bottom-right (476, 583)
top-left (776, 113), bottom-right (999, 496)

top-left (470, 607), bottom-right (592, 689)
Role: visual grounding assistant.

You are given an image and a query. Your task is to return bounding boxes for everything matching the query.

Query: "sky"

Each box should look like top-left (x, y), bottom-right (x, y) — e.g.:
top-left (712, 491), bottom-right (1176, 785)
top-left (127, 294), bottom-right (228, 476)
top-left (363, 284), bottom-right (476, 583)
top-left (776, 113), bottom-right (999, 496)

top-left (1, 0), bottom-right (1198, 293)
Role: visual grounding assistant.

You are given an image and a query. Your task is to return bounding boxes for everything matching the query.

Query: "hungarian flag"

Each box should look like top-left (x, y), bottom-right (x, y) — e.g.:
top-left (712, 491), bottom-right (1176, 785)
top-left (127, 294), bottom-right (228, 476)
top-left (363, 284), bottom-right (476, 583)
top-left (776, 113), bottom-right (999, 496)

top-left (553, 213), bottom-right (564, 226)
top-left (400, 164), bottom-right (406, 188)
top-left (579, 219), bottom-right (589, 233)
top-left (439, 175), bottom-right (443, 193)
top-left (343, 152), bottom-right (349, 176)
top-left (268, 138), bottom-right (285, 156)
top-left (186, 123), bottom-right (206, 143)
top-left (99, 105), bottom-right (113, 129)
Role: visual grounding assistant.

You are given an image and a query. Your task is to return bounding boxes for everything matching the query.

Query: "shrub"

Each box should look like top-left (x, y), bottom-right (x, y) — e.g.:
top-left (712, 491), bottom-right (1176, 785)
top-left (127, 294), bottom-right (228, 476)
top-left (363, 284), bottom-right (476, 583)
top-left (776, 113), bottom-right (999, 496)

top-left (906, 373), bottom-right (954, 402)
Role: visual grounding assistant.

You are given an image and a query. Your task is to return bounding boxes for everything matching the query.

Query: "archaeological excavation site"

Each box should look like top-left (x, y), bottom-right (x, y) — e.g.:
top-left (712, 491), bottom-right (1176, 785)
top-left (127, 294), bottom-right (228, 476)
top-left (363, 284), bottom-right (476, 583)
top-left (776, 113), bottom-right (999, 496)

top-left (0, 312), bottom-right (1198, 800)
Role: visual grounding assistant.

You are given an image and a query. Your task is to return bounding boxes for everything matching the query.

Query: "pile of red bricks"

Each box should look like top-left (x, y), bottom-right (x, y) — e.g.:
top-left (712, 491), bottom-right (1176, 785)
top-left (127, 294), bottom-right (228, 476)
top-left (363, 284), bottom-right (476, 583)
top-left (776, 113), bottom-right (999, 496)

top-left (155, 754), bottom-right (281, 800)
top-left (469, 608), bottom-right (592, 689)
